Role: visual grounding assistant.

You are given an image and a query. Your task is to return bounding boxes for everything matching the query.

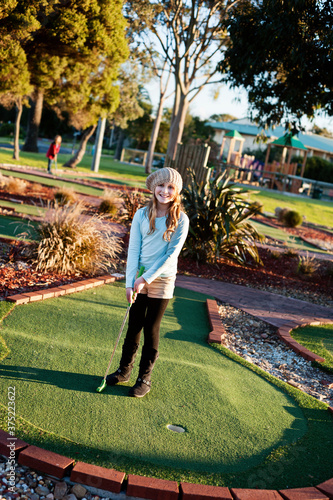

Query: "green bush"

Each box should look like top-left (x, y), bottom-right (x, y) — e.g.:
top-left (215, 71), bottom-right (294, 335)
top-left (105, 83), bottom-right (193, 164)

top-left (182, 170), bottom-right (264, 264)
top-left (282, 210), bottom-right (303, 227)
top-left (304, 156), bottom-right (333, 183)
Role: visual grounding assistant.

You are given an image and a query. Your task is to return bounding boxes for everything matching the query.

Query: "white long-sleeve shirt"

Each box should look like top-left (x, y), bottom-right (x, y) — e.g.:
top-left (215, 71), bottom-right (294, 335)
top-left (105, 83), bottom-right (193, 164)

top-left (125, 207), bottom-right (189, 288)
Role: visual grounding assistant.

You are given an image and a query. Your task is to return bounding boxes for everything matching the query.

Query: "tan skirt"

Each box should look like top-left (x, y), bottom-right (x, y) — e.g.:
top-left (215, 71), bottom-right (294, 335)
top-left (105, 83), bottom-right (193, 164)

top-left (140, 275), bottom-right (176, 299)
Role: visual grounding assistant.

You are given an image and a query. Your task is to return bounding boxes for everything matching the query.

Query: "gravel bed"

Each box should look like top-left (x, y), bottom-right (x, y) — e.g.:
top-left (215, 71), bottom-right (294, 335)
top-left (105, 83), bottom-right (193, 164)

top-left (0, 459), bottom-right (115, 500)
top-left (217, 302), bottom-right (333, 407)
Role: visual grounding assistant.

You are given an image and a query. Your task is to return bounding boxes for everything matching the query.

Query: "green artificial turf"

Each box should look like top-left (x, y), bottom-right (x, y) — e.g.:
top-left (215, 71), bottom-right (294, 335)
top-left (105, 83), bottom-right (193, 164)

top-left (251, 220), bottom-right (328, 254)
top-left (0, 283), bottom-right (332, 488)
top-left (291, 324), bottom-right (333, 374)
top-left (0, 199), bottom-right (45, 217)
top-left (0, 214), bottom-right (37, 240)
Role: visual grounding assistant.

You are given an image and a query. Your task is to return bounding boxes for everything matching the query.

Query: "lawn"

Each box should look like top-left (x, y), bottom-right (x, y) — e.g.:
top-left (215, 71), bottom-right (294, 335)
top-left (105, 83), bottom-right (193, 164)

top-left (291, 324), bottom-right (333, 374)
top-left (0, 283), bottom-right (332, 488)
top-left (0, 214), bottom-right (37, 240)
top-left (1, 146), bottom-right (333, 227)
top-left (0, 147), bottom-right (147, 189)
top-left (243, 186), bottom-right (333, 228)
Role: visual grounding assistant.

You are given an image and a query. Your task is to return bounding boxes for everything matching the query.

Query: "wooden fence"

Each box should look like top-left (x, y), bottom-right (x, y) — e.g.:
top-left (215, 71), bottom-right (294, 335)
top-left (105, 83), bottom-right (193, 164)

top-left (164, 143), bottom-right (211, 186)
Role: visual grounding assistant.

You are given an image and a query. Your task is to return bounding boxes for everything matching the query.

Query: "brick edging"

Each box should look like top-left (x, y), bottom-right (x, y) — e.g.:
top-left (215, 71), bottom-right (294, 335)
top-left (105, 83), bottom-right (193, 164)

top-left (1, 284), bottom-right (333, 499)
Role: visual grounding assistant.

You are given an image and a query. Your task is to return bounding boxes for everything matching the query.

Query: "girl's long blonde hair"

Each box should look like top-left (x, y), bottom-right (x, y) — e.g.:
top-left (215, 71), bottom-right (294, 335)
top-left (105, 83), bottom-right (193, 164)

top-left (147, 191), bottom-right (182, 241)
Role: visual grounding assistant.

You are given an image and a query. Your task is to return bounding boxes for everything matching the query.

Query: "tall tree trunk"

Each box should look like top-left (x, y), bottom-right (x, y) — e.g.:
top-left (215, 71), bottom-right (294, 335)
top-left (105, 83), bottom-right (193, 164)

top-left (145, 96), bottom-right (165, 174)
top-left (63, 125), bottom-right (97, 168)
top-left (166, 94), bottom-right (189, 160)
top-left (13, 98), bottom-right (23, 160)
top-left (114, 128), bottom-right (125, 160)
top-left (22, 88), bottom-right (44, 152)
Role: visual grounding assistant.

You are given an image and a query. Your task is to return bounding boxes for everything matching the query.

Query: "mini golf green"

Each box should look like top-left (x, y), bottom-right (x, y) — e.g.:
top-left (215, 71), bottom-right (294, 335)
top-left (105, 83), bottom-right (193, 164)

top-left (0, 284), bottom-right (332, 488)
top-left (0, 214), bottom-right (37, 240)
top-left (292, 324), bottom-right (333, 373)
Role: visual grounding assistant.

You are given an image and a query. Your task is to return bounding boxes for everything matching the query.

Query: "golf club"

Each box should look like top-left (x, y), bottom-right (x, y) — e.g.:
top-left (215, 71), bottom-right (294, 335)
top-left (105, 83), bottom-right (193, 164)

top-left (96, 266), bottom-right (145, 393)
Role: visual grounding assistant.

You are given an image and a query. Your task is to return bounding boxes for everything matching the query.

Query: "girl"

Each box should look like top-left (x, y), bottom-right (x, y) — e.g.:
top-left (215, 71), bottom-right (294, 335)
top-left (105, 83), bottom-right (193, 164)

top-left (106, 167), bottom-right (189, 398)
top-left (46, 135), bottom-right (62, 174)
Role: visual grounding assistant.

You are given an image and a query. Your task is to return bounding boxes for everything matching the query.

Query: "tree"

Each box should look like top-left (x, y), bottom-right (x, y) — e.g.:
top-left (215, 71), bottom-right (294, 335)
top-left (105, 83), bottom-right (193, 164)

top-left (0, 0), bottom-right (128, 152)
top-left (0, 30), bottom-right (33, 159)
top-left (220, 0), bottom-right (333, 131)
top-left (127, 0), bottom-right (234, 160)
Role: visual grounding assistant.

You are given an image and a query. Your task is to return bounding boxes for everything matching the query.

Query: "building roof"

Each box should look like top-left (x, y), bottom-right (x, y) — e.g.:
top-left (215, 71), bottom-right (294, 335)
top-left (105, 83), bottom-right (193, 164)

top-left (206, 118), bottom-right (333, 154)
top-left (271, 133), bottom-right (307, 151)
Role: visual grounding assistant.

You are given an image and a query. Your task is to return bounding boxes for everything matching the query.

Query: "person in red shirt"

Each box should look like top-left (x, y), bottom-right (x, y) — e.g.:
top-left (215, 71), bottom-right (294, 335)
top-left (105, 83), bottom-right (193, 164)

top-left (46, 135), bottom-right (62, 174)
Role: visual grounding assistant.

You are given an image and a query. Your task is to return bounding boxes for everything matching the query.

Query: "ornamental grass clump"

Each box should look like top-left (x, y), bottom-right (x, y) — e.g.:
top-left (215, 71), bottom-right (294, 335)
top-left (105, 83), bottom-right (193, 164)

top-left (99, 189), bottom-right (118, 216)
top-left (120, 189), bottom-right (146, 224)
top-left (297, 252), bottom-right (319, 275)
top-left (6, 176), bottom-right (27, 195)
top-left (54, 186), bottom-right (78, 206)
top-left (27, 202), bottom-right (122, 275)
top-left (182, 170), bottom-right (264, 264)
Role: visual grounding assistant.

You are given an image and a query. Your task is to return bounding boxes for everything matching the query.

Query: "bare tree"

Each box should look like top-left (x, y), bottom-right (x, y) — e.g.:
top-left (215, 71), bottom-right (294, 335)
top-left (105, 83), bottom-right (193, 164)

top-left (128, 0), bottom-right (237, 160)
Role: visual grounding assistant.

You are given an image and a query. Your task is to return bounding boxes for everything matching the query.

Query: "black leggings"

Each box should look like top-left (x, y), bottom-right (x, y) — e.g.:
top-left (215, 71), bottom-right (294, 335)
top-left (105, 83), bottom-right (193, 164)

top-left (124, 294), bottom-right (169, 350)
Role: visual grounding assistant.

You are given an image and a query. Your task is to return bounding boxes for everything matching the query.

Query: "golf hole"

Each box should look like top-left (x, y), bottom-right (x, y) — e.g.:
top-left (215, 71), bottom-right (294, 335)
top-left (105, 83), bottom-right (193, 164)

top-left (167, 424), bottom-right (186, 433)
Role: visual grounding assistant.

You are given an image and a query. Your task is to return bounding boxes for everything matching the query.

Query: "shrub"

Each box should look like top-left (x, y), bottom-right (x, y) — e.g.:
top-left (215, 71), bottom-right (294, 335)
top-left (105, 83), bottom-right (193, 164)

top-left (99, 190), bottom-right (118, 216)
top-left (282, 210), bottom-right (303, 228)
top-left (6, 176), bottom-right (27, 195)
top-left (26, 202), bottom-right (122, 275)
top-left (182, 169), bottom-right (264, 264)
top-left (121, 189), bottom-right (147, 224)
top-left (297, 252), bottom-right (319, 275)
top-left (275, 207), bottom-right (289, 222)
top-left (54, 186), bottom-right (78, 206)
top-left (304, 156), bottom-right (333, 183)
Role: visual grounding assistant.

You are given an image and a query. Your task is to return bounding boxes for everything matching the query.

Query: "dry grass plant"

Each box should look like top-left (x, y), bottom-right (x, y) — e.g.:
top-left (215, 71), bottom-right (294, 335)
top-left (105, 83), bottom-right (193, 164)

top-left (99, 189), bottom-right (118, 216)
top-left (6, 176), bottom-right (27, 195)
top-left (297, 252), bottom-right (319, 275)
top-left (54, 186), bottom-right (78, 206)
top-left (27, 202), bottom-right (122, 275)
top-left (121, 189), bottom-right (147, 224)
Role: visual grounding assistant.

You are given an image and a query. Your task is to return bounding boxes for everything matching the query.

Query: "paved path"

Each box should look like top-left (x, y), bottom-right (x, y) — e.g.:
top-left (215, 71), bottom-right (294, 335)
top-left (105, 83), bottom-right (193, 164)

top-left (176, 275), bottom-right (333, 330)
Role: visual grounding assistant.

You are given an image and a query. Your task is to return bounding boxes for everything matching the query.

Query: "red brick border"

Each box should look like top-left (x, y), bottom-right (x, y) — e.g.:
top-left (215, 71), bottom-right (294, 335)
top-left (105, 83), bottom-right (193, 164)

top-left (1, 282), bottom-right (332, 499)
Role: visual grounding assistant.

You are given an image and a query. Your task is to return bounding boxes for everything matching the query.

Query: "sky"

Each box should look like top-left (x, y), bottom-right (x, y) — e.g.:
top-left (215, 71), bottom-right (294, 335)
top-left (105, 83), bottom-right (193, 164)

top-left (145, 80), bottom-right (333, 135)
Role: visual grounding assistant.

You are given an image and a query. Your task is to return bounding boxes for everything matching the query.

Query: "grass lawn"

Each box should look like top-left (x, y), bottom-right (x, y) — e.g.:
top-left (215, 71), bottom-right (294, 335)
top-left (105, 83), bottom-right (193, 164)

top-left (242, 187), bottom-right (333, 228)
top-left (0, 199), bottom-right (46, 217)
top-left (0, 147), bottom-right (147, 189)
top-left (291, 324), bottom-right (333, 374)
top-left (0, 283), bottom-right (332, 488)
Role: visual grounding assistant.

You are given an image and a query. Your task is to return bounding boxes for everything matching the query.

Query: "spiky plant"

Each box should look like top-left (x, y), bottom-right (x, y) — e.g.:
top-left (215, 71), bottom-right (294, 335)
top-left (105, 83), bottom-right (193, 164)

top-left (182, 170), bottom-right (264, 264)
top-left (120, 189), bottom-right (147, 224)
top-left (26, 202), bottom-right (122, 275)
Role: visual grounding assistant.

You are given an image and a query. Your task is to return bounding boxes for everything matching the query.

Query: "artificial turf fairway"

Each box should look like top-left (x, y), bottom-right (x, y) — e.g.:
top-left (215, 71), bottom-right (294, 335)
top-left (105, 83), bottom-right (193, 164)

top-left (0, 283), bottom-right (331, 487)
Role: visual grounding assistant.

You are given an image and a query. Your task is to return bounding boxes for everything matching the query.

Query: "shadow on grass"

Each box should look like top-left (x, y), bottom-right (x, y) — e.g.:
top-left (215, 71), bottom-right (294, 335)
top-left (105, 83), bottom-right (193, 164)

top-left (0, 364), bottom-right (130, 397)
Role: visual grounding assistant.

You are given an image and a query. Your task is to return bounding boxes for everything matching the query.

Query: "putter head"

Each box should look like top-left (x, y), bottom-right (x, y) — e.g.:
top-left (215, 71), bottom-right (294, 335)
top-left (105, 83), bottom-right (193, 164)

top-left (96, 379), bottom-right (107, 393)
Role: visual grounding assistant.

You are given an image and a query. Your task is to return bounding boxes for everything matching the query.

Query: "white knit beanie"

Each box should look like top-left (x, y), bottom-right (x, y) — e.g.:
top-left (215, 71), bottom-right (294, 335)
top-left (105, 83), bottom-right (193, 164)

top-left (146, 167), bottom-right (183, 194)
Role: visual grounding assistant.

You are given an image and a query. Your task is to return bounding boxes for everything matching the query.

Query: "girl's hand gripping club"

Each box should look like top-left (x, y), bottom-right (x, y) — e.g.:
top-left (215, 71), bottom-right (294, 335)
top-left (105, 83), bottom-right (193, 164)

top-left (96, 266), bottom-right (145, 393)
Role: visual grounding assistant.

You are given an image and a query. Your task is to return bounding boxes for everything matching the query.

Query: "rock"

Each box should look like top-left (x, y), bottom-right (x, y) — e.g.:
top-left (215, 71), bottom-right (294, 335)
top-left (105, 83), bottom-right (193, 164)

top-left (63, 495), bottom-right (78, 500)
top-left (71, 484), bottom-right (87, 499)
top-left (28, 494), bottom-right (39, 500)
top-left (54, 481), bottom-right (68, 499)
top-left (46, 494), bottom-right (54, 500)
top-left (36, 485), bottom-right (50, 496)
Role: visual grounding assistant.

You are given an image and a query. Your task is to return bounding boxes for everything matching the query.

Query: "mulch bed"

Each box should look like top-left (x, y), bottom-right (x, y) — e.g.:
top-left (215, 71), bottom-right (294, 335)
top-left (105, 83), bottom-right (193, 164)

top-left (0, 181), bottom-right (332, 304)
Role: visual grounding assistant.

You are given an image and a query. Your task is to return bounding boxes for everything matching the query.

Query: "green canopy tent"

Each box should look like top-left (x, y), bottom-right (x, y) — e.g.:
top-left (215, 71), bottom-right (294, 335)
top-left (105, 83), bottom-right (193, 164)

top-left (264, 133), bottom-right (308, 176)
top-left (219, 129), bottom-right (245, 165)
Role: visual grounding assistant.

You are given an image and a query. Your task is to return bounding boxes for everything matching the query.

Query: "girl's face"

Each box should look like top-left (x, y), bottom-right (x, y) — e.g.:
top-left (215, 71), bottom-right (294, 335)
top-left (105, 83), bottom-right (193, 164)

top-left (155, 182), bottom-right (176, 205)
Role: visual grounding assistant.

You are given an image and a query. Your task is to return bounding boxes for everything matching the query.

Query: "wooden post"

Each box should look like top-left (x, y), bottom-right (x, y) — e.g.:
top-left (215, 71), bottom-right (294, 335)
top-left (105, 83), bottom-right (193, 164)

top-left (264, 144), bottom-right (271, 168)
top-left (300, 150), bottom-right (308, 177)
